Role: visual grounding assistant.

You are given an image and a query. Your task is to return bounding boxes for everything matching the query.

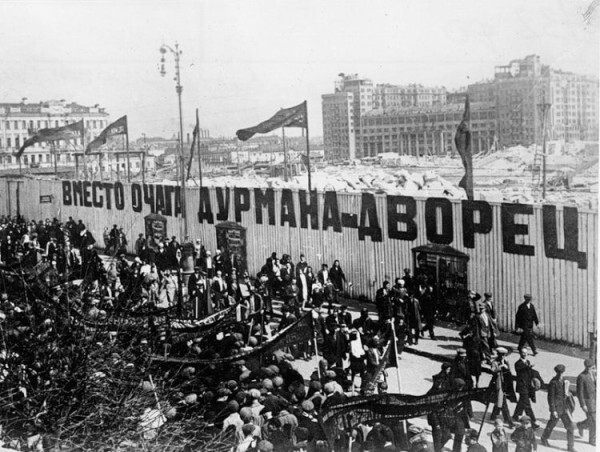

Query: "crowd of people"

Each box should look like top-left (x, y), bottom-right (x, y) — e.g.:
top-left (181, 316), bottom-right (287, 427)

top-left (0, 215), bottom-right (595, 452)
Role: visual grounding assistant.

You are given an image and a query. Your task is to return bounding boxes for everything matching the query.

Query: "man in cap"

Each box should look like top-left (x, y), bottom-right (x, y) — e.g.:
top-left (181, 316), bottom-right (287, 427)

top-left (541, 364), bottom-right (575, 451)
top-left (337, 305), bottom-right (352, 327)
top-left (482, 292), bottom-right (499, 349)
top-left (515, 294), bottom-right (539, 355)
top-left (576, 358), bottom-right (596, 445)
top-left (512, 348), bottom-right (539, 429)
top-left (450, 378), bottom-right (473, 452)
top-left (188, 267), bottom-right (209, 316)
top-left (462, 290), bottom-right (481, 324)
top-left (490, 347), bottom-right (516, 428)
top-left (451, 348), bottom-right (473, 390)
top-left (402, 268), bottom-right (413, 293)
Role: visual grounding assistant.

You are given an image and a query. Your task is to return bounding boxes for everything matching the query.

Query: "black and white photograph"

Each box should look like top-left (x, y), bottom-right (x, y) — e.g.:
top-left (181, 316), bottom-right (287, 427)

top-left (0, 1), bottom-right (597, 451)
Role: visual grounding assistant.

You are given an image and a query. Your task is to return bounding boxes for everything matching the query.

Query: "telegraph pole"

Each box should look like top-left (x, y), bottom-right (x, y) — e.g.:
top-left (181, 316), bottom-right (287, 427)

top-left (537, 102), bottom-right (552, 200)
top-left (160, 42), bottom-right (188, 240)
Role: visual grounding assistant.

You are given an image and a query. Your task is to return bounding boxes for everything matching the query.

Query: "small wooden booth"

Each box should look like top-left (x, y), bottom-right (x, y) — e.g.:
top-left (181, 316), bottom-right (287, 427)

top-left (144, 213), bottom-right (167, 251)
top-left (216, 221), bottom-right (248, 275)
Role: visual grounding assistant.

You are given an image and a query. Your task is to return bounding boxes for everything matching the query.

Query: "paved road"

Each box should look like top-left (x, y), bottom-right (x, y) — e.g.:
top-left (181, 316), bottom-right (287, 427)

top-left (283, 299), bottom-right (595, 452)
top-left (98, 253), bottom-right (596, 452)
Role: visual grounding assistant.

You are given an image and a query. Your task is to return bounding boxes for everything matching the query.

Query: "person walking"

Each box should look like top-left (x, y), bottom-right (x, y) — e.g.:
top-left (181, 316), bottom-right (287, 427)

top-left (512, 348), bottom-right (540, 429)
top-left (576, 358), bottom-right (596, 446)
top-left (329, 259), bottom-right (348, 305)
top-left (515, 294), bottom-right (539, 355)
top-left (511, 416), bottom-right (537, 452)
top-left (490, 347), bottom-right (516, 428)
top-left (540, 364), bottom-right (575, 452)
top-left (482, 292), bottom-right (499, 350)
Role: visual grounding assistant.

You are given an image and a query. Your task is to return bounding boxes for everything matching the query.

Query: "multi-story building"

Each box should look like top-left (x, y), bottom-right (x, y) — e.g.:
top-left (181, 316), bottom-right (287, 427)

top-left (322, 57), bottom-right (598, 161)
top-left (321, 74), bottom-right (373, 162)
top-left (0, 99), bottom-right (110, 166)
top-left (468, 55), bottom-right (599, 147)
top-left (360, 102), bottom-right (496, 157)
top-left (373, 84), bottom-right (447, 109)
top-left (322, 92), bottom-right (356, 162)
top-left (547, 70), bottom-right (598, 142)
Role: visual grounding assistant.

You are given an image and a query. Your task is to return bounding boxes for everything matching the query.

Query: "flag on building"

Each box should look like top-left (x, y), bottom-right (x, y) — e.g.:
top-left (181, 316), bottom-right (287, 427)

top-left (16, 119), bottom-right (85, 157)
top-left (454, 96), bottom-right (473, 200)
top-left (236, 101), bottom-right (307, 141)
top-left (85, 115), bottom-right (128, 153)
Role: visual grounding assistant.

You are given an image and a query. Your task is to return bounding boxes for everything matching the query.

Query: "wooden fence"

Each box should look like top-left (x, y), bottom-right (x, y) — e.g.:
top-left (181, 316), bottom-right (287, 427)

top-left (0, 178), bottom-right (596, 347)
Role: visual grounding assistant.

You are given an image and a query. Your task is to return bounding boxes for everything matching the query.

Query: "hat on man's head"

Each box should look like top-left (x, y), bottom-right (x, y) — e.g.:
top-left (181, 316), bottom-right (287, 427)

top-left (466, 429), bottom-right (479, 440)
top-left (453, 378), bottom-right (466, 389)
top-left (519, 415), bottom-right (531, 423)
top-left (554, 364), bottom-right (566, 373)
top-left (524, 293), bottom-right (532, 300)
top-left (584, 358), bottom-right (595, 368)
top-left (257, 440), bottom-right (274, 452)
top-left (496, 347), bottom-right (508, 355)
top-left (301, 400), bottom-right (314, 412)
top-left (484, 292), bottom-right (492, 298)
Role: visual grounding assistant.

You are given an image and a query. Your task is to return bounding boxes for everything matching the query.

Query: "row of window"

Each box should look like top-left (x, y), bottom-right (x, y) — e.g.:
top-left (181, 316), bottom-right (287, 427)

top-left (0, 119), bottom-right (107, 131)
top-left (0, 137), bottom-right (84, 148)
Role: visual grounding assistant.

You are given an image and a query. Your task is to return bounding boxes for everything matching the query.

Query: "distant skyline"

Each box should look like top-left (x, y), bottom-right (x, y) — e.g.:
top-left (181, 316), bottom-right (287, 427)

top-left (0, 0), bottom-right (597, 139)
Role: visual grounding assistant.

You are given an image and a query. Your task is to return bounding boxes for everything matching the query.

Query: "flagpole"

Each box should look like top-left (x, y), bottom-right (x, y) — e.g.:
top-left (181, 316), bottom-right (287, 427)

top-left (197, 109), bottom-right (203, 188)
top-left (282, 127), bottom-right (288, 182)
top-left (303, 101), bottom-right (312, 192)
top-left (142, 152), bottom-right (146, 185)
top-left (477, 380), bottom-right (494, 439)
top-left (391, 320), bottom-right (402, 391)
top-left (125, 129), bottom-right (131, 183)
top-left (313, 335), bottom-right (321, 381)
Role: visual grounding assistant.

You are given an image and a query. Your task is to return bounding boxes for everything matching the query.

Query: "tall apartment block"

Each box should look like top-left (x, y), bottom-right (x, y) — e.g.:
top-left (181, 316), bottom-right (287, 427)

top-left (322, 56), bottom-right (598, 161)
top-left (468, 55), bottom-right (598, 148)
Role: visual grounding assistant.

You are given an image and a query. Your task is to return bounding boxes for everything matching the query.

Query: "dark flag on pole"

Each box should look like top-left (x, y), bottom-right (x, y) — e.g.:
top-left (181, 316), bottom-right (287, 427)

top-left (236, 101), bottom-right (307, 141)
top-left (85, 115), bottom-right (128, 153)
top-left (186, 119), bottom-right (199, 180)
top-left (17, 119), bottom-right (85, 157)
top-left (455, 96), bottom-right (473, 200)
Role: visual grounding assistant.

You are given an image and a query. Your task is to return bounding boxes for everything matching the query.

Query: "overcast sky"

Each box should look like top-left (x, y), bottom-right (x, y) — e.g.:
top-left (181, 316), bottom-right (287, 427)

top-left (0, 0), bottom-right (597, 139)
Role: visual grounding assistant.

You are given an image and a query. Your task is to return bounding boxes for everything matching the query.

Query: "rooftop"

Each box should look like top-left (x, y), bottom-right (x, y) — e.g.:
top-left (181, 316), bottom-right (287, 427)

top-left (0, 100), bottom-right (108, 116)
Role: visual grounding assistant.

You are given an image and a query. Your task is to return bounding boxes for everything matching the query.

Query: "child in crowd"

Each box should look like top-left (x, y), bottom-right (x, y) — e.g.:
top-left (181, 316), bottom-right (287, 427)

top-left (490, 416), bottom-right (508, 452)
top-left (511, 415), bottom-right (537, 452)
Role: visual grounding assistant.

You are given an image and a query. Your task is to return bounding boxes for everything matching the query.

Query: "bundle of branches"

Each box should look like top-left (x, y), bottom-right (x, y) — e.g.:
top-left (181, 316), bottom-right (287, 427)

top-left (0, 278), bottom-right (234, 451)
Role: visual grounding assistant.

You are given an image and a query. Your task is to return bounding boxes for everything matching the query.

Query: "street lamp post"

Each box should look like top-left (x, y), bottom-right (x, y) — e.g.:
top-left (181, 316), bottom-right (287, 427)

top-left (160, 42), bottom-right (188, 241)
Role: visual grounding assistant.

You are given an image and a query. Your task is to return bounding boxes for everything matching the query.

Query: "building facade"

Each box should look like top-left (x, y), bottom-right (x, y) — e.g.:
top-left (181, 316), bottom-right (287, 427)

top-left (360, 102), bottom-right (496, 157)
top-left (321, 74), bottom-right (373, 162)
top-left (0, 99), bottom-right (110, 165)
top-left (322, 92), bottom-right (356, 162)
top-left (468, 55), bottom-right (599, 148)
top-left (373, 83), bottom-right (447, 109)
top-left (323, 56), bottom-right (598, 161)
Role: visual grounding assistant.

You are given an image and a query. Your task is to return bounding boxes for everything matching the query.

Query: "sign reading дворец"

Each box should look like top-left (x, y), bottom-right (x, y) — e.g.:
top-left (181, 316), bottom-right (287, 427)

top-left (61, 180), bottom-right (588, 269)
